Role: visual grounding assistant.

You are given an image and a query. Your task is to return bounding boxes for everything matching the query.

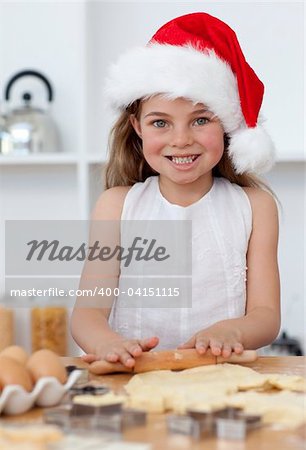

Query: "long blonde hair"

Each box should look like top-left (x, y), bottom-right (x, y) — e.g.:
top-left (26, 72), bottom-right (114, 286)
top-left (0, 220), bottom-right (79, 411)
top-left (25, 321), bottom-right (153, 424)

top-left (105, 100), bottom-right (272, 193)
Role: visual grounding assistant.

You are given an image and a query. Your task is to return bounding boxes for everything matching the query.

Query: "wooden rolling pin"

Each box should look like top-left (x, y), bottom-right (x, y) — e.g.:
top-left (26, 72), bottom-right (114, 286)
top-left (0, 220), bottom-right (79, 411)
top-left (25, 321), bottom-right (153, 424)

top-left (88, 349), bottom-right (257, 375)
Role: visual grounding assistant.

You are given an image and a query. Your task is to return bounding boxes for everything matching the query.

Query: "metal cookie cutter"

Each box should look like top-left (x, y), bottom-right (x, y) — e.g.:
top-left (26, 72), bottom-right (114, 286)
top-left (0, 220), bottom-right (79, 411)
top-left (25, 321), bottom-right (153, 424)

top-left (45, 407), bottom-right (122, 436)
top-left (77, 408), bottom-right (147, 433)
top-left (166, 407), bottom-right (262, 441)
top-left (167, 414), bottom-right (197, 437)
top-left (43, 404), bottom-right (71, 428)
top-left (44, 403), bottom-right (147, 435)
top-left (122, 408), bottom-right (147, 428)
top-left (214, 407), bottom-right (262, 440)
top-left (167, 408), bottom-right (228, 440)
top-left (186, 409), bottom-right (217, 439)
top-left (71, 401), bottom-right (123, 417)
top-left (167, 410), bottom-right (218, 440)
top-left (66, 365), bottom-right (89, 386)
top-left (69, 384), bottom-right (110, 400)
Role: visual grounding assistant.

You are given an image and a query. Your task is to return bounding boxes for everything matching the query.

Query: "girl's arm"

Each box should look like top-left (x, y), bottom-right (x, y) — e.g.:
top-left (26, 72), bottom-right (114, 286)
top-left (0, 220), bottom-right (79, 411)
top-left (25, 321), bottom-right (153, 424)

top-left (234, 186), bottom-right (280, 348)
top-left (70, 186), bottom-right (159, 365)
top-left (179, 187), bottom-right (281, 357)
top-left (70, 186), bottom-right (128, 353)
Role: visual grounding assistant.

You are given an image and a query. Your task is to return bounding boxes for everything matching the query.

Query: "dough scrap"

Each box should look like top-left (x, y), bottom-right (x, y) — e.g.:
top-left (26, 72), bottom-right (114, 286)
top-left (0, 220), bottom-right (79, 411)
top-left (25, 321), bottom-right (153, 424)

top-left (73, 392), bottom-right (126, 406)
top-left (0, 425), bottom-right (62, 444)
top-left (0, 441), bottom-right (44, 450)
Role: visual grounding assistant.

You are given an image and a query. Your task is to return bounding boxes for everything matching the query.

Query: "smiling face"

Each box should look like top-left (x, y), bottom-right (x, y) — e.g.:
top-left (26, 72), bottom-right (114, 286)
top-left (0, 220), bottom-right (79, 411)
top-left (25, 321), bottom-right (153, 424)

top-left (130, 95), bottom-right (225, 190)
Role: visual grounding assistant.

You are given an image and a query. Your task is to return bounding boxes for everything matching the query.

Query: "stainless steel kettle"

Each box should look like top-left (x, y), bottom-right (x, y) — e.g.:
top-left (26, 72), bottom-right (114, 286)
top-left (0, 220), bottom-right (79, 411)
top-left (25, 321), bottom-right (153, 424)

top-left (0, 70), bottom-right (60, 155)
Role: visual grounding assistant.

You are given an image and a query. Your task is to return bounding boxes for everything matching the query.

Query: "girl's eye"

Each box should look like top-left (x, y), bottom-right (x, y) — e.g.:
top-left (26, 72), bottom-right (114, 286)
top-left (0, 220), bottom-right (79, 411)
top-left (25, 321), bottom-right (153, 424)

top-left (153, 120), bottom-right (166, 128)
top-left (195, 117), bottom-right (209, 126)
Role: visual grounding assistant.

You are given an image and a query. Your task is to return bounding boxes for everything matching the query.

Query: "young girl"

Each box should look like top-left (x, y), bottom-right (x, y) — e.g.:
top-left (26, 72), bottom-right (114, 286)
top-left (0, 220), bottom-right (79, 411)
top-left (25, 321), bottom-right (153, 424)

top-left (71, 12), bottom-right (280, 368)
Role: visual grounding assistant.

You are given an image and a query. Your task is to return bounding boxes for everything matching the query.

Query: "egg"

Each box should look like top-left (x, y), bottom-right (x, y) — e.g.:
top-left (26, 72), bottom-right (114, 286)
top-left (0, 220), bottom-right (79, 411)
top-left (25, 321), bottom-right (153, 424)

top-left (26, 349), bottom-right (67, 384)
top-left (0, 356), bottom-right (33, 391)
top-left (1, 345), bottom-right (29, 365)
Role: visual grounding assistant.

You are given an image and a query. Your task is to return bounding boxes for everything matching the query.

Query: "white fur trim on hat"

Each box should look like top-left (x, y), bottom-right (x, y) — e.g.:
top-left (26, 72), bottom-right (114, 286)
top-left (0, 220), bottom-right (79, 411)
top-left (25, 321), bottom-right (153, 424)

top-left (104, 43), bottom-right (275, 174)
top-left (104, 44), bottom-right (243, 133)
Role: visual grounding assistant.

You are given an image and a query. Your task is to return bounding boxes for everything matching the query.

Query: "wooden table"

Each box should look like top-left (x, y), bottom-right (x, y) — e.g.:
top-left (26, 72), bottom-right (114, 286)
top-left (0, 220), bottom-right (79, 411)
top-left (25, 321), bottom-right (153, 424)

top-left (2, 356), bottom-right (306, 450)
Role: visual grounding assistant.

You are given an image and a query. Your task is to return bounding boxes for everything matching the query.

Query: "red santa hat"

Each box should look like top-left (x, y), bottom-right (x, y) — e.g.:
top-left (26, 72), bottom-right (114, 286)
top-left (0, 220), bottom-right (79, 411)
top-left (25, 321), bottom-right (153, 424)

top-left (104, 12), bottom-right (275, 174)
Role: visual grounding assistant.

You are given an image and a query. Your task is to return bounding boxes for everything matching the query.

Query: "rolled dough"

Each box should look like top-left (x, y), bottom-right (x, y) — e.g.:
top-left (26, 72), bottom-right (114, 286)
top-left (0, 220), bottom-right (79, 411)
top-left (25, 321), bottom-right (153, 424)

top-left (124, 363), bottom-right (306, 428)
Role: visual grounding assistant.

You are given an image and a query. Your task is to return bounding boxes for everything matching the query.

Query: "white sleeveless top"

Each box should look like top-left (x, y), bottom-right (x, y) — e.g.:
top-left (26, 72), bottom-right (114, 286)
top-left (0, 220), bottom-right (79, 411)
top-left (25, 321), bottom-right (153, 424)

top-left (108, 176), bottom-right (252, 350)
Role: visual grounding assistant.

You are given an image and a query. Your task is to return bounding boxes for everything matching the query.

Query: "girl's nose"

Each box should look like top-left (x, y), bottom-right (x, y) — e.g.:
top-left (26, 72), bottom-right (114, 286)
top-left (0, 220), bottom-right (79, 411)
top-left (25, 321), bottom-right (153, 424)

top-left (170, 126), bottom-right (193, 148)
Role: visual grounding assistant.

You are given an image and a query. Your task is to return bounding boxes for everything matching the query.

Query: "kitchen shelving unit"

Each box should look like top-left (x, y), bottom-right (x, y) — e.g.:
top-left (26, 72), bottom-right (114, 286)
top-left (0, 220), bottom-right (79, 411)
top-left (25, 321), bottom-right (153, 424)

top-left (0, 151), bottom-right (106, 355)
top-left (0, 154), bottom-right (105, 219)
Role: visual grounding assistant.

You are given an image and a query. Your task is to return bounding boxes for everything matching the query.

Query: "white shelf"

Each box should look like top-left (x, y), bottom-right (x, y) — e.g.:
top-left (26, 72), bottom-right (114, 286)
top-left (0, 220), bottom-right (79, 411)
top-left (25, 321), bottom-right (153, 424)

top-left (86, 154), bottom-right (105, 164)
top-left (0, 153), bottom-right (78, 165)
top-left (0, 153), bottom-right (105, 165)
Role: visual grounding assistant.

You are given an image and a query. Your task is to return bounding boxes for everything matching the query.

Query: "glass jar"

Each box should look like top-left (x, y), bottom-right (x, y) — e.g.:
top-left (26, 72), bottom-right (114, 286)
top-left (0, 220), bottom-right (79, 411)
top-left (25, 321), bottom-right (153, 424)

top-left (31, 307), bottom-right (67, 356)
top-left (0, 306), bottom-right (14, 351)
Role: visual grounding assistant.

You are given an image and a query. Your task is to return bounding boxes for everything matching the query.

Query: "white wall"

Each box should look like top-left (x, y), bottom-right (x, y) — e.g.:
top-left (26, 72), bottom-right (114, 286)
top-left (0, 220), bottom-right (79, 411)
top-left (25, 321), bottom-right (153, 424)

top-left (0, 1), bottom-right (87, 156)
top-left (264, 163), bottom-right (305, 351)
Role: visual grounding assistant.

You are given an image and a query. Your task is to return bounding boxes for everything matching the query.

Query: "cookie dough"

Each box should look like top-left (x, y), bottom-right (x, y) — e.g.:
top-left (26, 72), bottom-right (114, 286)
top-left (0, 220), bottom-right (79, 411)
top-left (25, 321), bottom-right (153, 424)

top-left (124, 363), bottom-right (306, 428)
top-left (73, 392), bottom-right (126, 407)
top-left (0, 424), bottom-right (62, 448)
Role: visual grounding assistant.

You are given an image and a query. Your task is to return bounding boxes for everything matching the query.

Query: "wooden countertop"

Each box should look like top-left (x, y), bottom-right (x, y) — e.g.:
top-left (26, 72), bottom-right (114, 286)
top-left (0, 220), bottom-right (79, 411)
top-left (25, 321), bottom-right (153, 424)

top-left (2, 356), bottom-right (306, 450)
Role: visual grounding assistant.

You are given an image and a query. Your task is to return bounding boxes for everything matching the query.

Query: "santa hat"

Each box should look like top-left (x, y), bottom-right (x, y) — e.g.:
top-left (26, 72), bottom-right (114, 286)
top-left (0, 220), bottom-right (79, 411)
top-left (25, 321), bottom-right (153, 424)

top-left (104, 12), bottom-right (275, 174)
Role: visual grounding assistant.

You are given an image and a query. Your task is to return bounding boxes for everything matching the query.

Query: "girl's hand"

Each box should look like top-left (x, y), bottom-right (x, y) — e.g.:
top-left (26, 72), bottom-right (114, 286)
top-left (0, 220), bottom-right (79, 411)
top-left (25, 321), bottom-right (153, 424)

top-left (177, 322), bottom-right (244, 358)
top-left (81, 336), bottom-right (159, 367)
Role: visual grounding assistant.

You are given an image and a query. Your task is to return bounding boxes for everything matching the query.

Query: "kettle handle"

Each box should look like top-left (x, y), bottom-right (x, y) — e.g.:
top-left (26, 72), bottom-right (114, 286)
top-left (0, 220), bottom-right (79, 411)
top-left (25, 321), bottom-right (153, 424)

top-left (5, 70), bottom-right (53, 102)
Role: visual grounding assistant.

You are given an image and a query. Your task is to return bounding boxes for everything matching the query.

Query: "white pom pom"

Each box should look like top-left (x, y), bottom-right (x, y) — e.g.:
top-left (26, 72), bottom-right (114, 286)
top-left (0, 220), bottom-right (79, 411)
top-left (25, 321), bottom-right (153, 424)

top-left (228, 126), bottom-right (276, 174)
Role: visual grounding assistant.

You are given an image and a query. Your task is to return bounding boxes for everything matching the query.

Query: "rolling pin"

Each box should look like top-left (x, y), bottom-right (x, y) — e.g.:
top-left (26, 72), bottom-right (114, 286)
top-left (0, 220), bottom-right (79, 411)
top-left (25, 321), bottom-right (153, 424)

top-left (88, 349), bottom-right (257, 375)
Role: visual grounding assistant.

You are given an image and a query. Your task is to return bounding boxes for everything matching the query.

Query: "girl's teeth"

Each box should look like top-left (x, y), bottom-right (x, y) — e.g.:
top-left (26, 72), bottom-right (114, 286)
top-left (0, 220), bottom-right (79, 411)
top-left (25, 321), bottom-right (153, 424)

top-left (171, 155), bottom-right (197, 164)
